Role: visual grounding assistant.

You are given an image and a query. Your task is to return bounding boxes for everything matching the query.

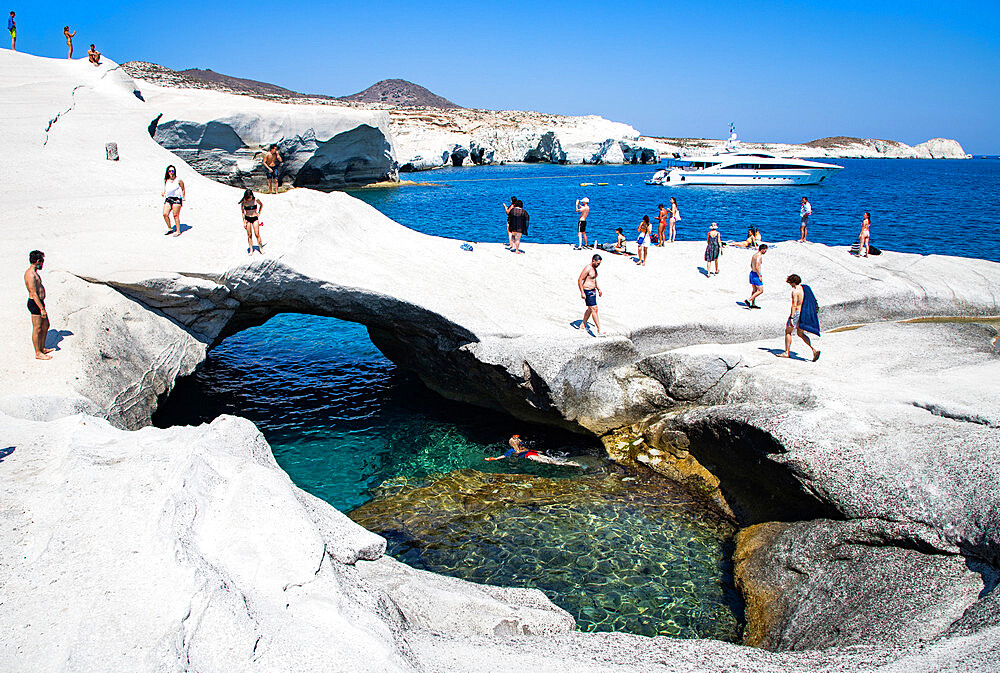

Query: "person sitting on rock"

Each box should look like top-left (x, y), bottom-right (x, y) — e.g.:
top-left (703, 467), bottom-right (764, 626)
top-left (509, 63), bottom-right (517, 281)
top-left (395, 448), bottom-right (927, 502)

top-left (613, 227), bottom-right (628, 254)
top-left (730, 227), bottom-right (761, 248)
top-left (485, 435), bottom-right (583, 467)
top-left (88, 44), bottom-right (101, 67)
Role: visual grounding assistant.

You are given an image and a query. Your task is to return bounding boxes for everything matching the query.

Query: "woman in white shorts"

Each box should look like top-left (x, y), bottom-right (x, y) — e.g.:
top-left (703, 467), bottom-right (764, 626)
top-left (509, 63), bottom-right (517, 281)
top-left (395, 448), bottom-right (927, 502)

top-left (637, 215), bottom-right (652, 266)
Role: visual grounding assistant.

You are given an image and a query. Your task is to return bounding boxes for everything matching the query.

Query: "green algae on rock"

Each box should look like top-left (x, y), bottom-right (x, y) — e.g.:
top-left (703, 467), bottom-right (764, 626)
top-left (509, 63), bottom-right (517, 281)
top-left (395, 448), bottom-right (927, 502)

top-left (350, 468), bottom-right (742, 640)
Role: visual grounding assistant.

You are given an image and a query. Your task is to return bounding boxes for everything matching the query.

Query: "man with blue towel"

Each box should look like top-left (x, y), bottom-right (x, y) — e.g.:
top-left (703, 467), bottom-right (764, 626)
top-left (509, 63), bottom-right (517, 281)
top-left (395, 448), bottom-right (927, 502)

top-left (779, 274), bottom-right (821, 362)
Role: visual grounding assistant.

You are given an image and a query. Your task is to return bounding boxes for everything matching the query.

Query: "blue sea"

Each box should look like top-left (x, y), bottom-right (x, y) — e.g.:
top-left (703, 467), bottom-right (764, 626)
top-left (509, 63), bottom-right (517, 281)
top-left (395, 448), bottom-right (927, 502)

top-left (359, 159), bottom-right (1000, 262)
top-left (154, 159), bottom-right (1000, 639)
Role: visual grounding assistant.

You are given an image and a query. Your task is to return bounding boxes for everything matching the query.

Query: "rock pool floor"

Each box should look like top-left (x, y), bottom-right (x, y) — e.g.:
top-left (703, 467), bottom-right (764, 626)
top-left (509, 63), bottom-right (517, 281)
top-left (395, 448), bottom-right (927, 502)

top-left (154, 314), bottom-right (743, 640)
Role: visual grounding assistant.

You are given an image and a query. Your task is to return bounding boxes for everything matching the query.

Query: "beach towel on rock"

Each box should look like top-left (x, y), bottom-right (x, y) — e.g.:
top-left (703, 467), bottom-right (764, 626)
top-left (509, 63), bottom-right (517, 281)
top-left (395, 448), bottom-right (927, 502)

top-left (800, 284), bottom-right (821, 337)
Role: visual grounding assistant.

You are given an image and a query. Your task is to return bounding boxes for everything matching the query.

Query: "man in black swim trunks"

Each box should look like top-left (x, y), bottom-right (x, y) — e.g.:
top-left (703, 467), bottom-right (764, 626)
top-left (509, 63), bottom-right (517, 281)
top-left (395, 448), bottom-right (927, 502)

top-left (24, 250), bottom-right (53, 360)
top-left (575, 197), bottom-right (590, 249)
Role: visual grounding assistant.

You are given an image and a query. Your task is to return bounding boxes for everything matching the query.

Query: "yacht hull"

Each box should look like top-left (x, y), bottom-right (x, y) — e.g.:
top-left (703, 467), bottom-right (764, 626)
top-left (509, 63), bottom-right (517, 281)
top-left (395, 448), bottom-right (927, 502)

top-left (648, 167), bottom-right (840, 186)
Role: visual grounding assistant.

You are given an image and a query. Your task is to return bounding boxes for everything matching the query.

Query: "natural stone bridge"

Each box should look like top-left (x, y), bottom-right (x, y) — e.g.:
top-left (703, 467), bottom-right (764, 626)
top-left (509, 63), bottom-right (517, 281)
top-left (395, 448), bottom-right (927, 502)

top-left (2, 49), bottom-right (999, 673)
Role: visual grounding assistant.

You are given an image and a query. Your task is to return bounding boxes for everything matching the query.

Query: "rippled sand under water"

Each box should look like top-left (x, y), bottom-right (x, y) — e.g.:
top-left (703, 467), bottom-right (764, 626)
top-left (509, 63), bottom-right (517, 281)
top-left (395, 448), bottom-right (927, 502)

top-left (351, 468), bottom-right (742, 640)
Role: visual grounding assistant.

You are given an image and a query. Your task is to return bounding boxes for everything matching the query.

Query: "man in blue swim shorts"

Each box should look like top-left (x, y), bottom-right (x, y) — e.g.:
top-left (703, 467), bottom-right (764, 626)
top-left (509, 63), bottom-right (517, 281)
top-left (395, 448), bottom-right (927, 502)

top-left (745, 244), bottom-right (767, 308)
top-left (263, 144), bottom-right (282, 194)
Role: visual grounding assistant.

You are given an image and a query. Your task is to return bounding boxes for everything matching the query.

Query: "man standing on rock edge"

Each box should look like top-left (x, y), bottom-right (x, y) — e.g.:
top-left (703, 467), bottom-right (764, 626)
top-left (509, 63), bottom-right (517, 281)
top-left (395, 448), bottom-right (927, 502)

top-left (779, 274), bottom-right (821, 361)
top-left (800, 196), bottom-right (812, 242)
top-left (24, 250), bottom-right (54, 361)
top-left (575, 197), bottom-right (590, 249)
top-left (577, 254), bottom-right (603, 335)
top-left (263, 144), bottom-right (282, 194)
top-left (745, 244), bottom-right (767, 308)
top-left (8, 11), bottom-right (15, 51)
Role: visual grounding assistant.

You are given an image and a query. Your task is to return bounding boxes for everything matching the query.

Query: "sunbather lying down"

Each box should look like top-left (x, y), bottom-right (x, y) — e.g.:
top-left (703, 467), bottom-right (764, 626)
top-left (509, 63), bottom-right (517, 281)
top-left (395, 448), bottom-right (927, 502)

top-left (729, 227), bottom-right (762, 248)
top-left (485, 435), bottom-right (585, 467)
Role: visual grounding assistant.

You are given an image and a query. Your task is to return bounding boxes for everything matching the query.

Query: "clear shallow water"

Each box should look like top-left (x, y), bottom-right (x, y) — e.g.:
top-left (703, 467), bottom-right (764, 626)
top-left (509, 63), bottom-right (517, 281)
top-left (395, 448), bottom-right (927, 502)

top-left (156, 158), bottom-right (1000, 640)
top-left (351, 469), bottom-right (741, 639)
top-left (352, 159), bottom-right (1000, 262)
top-left (153, 315), bottom-right (603, 513)
top-left (153, 313), bottom-right (742, 639)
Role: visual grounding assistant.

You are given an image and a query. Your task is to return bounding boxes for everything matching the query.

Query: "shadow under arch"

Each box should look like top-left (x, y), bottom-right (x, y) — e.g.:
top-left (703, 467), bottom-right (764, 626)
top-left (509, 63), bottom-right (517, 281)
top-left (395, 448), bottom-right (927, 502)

top-left (104, 260), bottom-right (569, 433)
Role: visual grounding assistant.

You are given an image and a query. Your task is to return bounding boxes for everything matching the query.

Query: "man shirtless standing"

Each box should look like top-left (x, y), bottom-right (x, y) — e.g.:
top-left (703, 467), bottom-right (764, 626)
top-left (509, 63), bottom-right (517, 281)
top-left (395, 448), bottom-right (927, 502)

top-left (263, 144), bottom-right (282, 194)
top-left (577, 254), bottom-right (603, 335)
top-left (575, 197), bottom-right (590, 249)
top-left (745, 243), bottom-right (767, 308)
top-left (780, 274), bottom-right (820, 361)
top-left (24, 250), bottom-right (54, 360)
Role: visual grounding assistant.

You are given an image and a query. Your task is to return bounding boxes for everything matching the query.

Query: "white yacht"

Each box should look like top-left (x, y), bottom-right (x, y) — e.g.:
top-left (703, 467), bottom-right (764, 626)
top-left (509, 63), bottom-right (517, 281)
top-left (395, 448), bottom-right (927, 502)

top-left (647, 127), bottom-right (843, 186)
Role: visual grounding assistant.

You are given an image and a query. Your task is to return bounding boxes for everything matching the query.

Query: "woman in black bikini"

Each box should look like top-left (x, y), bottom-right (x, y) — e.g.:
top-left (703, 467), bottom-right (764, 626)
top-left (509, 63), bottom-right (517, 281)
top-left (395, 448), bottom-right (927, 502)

top-left (239, 189), bottom-right (264, 255)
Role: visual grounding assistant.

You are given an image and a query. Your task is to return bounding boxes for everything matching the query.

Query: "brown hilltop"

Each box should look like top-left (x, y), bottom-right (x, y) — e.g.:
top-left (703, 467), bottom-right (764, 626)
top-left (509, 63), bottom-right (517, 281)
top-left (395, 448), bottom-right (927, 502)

top-left (121, 63), bottom-right (459, 109)
top-left (176, 68), bottom-right (309, 98)
top-left (341, 79), bottom-right (461, 109)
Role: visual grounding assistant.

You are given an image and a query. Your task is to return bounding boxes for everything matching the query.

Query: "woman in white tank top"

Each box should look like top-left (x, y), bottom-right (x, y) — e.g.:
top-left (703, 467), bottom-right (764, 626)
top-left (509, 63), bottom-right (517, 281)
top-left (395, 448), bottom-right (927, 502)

top-left (161, 165), bottom-right (186, 236)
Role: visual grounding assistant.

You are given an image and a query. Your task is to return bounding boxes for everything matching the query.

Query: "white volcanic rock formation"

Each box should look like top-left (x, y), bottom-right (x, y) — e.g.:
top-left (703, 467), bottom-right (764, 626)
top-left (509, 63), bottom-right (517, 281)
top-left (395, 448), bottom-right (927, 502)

top-left (124, 62), bottom-right (659, 172)
top-left (3, 49), bottom-right (1000, 673)
top-left (133, 73), bottom-right (398, 190)
top-left (390, 108), bottom-right (659, 170)
top-left (641, 135), bottom-right (969, 159)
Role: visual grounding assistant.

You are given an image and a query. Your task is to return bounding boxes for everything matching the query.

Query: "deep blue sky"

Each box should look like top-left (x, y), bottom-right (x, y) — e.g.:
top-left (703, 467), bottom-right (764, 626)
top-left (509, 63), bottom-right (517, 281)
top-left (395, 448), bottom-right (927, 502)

top-left (10, 1), bottom-right (1000, 152)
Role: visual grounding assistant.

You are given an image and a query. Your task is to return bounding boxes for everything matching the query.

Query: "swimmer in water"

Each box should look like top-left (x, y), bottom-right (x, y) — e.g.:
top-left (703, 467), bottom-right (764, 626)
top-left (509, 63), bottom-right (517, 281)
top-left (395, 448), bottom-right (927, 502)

top-left (485, 435), bottom-right (584, 467)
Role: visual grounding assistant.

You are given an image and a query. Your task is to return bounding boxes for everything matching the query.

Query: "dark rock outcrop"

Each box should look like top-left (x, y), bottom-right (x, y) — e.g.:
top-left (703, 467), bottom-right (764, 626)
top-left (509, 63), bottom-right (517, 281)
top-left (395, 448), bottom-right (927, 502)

top-left (145, 94), bottom-right (398, 190)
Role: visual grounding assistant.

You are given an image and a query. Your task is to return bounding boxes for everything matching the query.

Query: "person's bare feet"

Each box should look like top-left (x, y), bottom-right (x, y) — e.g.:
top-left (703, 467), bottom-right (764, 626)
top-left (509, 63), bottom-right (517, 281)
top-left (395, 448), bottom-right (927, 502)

top-left (813, 351), bottom-right (821, 362)
top-left (35, 353), bottom-right (53, 360)
top-left (42, 347), bottom-right (55, 354)
top-left (776, 352), bottom-right (790, 358)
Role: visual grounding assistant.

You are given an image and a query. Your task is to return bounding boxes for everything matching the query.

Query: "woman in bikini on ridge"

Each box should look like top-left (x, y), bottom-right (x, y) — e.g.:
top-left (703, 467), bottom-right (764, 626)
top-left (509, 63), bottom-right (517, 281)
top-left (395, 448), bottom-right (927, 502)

top-left (63, 26), bottom-right (76, 58)
top-left (858, 212), bottom-right (871, 257)
top-left (239, 189), bottom-right (265, 255)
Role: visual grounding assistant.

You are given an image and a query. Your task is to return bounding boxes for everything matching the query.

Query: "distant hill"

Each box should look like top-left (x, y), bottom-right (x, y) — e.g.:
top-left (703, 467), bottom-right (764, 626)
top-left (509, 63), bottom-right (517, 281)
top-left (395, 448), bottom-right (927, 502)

top-left (176, 68), bottom-right (314, 98)
top-left (123, 63), bottom-right (460, 109)
top-left (340, 79), bottom-right (460, 109)
top-left (803, 136), bottom-right (886, 148)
